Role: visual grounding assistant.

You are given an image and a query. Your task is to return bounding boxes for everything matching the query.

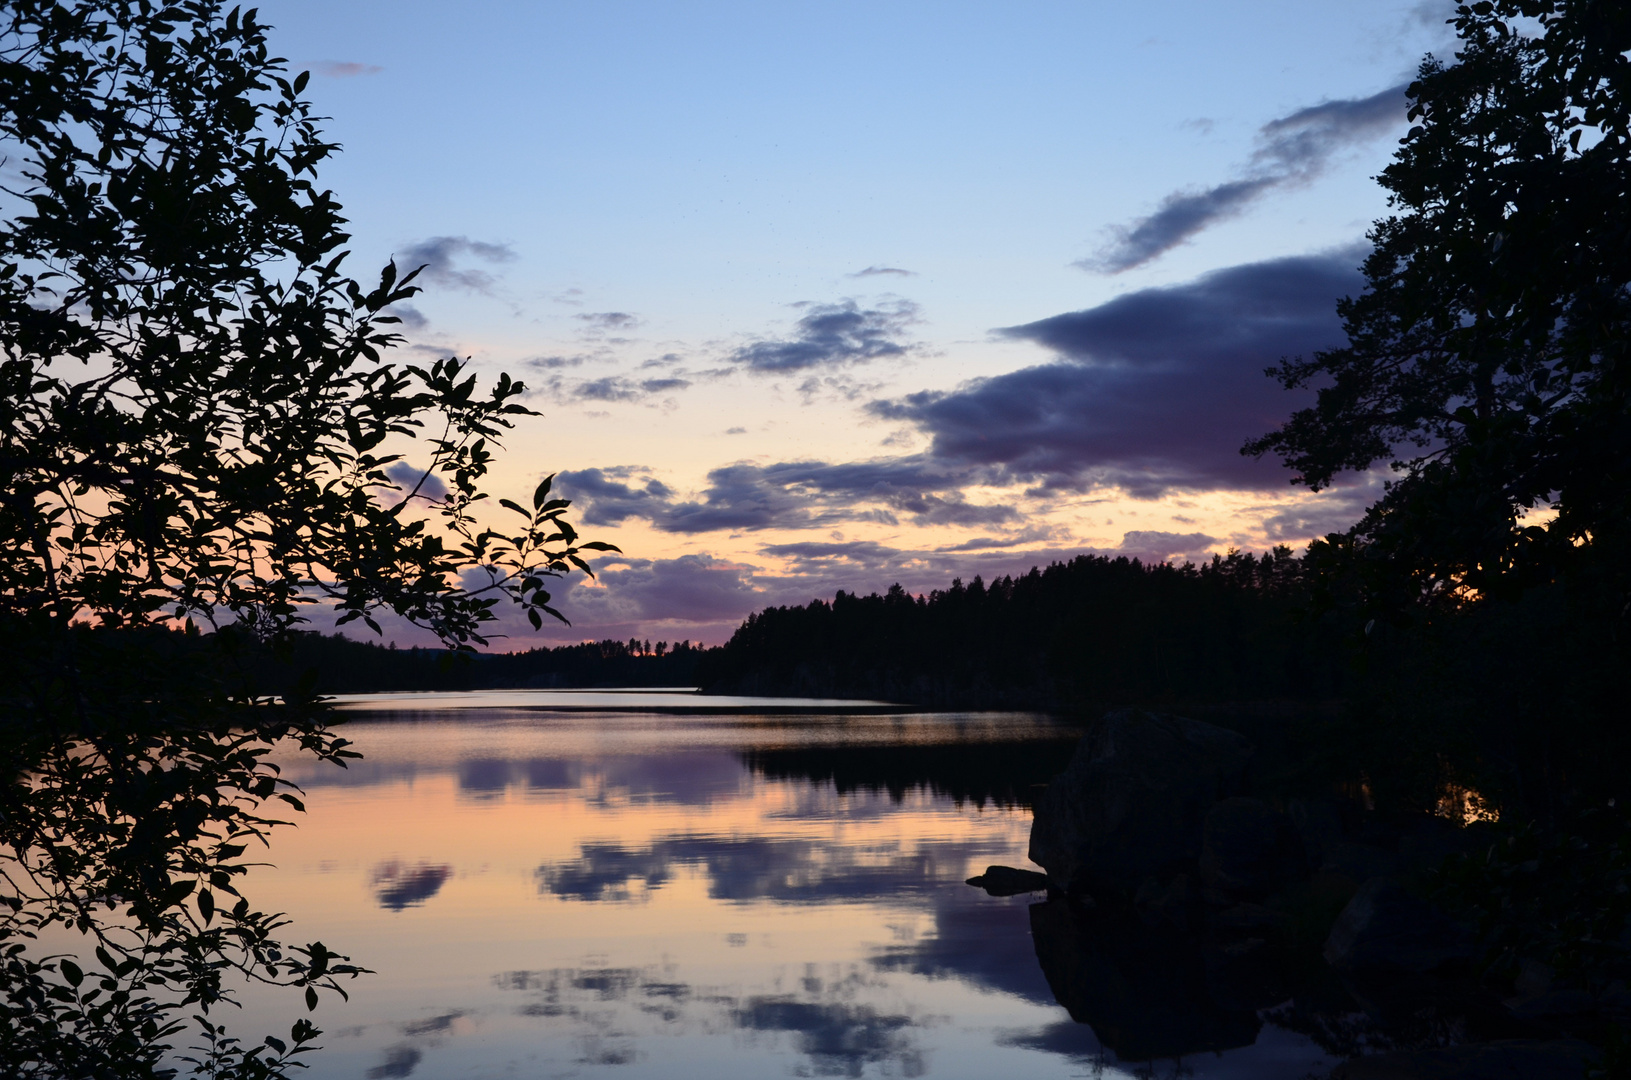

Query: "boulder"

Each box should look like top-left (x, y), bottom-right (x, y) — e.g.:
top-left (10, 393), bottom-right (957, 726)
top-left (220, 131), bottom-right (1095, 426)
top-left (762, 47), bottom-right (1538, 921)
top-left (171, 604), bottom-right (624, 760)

top-left (965, 864), bottom-right (1053, 897)
top-left (1288, 797), bottom-right (1346, 865)
top-left (1324, 877), bottom-right (1476, 977)
top-left (1332, 1039), bottom-right (1599, 1080)
top-left (1198, 797), bottom-right (1307, 900)
top-left (1028, 710), bottom-right (1254, 896)
top-left (1323, 842), bottom-right (1402, 884)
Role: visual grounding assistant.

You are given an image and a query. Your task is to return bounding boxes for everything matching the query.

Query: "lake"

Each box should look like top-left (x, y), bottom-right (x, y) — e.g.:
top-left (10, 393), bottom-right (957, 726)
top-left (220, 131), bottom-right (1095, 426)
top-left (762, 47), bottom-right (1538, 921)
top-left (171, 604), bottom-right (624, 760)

top-left (225, 691), bottom-right (1343, 1079)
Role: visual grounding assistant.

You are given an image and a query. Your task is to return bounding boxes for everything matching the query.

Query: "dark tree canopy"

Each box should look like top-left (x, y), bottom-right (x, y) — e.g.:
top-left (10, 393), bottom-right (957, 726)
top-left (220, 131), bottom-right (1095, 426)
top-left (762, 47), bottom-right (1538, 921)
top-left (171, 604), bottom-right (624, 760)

top-left (1247, 0), bottom-right (1631, 609)
top-left (0, 1), bottom-right (608, 1075)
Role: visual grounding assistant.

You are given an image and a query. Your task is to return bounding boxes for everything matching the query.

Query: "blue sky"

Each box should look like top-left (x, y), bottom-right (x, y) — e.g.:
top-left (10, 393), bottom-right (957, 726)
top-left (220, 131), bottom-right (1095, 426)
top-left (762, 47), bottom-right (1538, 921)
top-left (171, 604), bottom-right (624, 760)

top-left (260, 1), bottom-right (1460, 646)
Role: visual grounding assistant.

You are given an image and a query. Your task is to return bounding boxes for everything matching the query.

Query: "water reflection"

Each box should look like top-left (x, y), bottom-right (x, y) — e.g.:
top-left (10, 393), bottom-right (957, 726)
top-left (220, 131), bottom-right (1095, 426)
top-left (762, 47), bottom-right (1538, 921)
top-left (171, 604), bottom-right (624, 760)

top-left (226, 708), bottom-right (1342, 1079)
top-left (371, 861), bottom-right (454, 910)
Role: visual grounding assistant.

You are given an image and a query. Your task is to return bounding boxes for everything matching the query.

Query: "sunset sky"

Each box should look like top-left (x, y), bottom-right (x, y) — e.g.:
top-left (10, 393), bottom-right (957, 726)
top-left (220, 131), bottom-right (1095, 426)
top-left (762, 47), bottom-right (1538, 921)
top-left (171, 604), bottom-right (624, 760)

top-left (260, 0), bottom-right (1460, 647)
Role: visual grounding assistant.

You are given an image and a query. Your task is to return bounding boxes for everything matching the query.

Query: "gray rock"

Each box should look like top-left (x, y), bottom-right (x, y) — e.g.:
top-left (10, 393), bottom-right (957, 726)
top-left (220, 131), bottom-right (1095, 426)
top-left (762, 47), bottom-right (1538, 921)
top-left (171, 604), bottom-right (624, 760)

top-left (1332, 1038), bottom-right (1599, 1080)
top-left (1504, 988), bottom-right (1597, 1021)
top-left (1210, 902), bottom-right (1288, 932)
top-left (1289, 797), bottom-right (1345, 865)
top-left (1323, 841), bottom-right (1402, 883)
top-left (1028, 710), bottom-right (1254, 896)
top-left (964, 864), bottom-right (1052, 896)
top-left (1198, 797), bottom-right (1307, 899)
top-left (1324, 877), bottom-right (1476, 976)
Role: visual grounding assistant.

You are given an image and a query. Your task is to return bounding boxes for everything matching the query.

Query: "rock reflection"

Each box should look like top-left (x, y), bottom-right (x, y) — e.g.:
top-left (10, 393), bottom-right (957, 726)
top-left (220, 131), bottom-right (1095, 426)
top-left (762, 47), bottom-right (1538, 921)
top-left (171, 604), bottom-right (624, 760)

top-left (1028, 896), bottom-right (1265, 1062)
top-left (370, 861), bottom-right (453, 910)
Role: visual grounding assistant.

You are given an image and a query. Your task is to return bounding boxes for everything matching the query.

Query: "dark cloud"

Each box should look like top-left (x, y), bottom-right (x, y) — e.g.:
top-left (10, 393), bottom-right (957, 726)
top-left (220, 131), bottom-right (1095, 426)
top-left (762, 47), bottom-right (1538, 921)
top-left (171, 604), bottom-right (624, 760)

top-left (871, 251), bottom-right (1363, 497)
top-left (571, 376), bottom-right (692, 403)
top-left (525, 354), bottom-right (586, 370)
top-left (850, 265), bottom-right (916, 278)
top-left (565, 457), bottom-right (1009, 535)
top-left (1092, 179), bottom-right (1280, 274)
top-left (1090, 85), bottom-right (1407, 272)
top-left (382, 303), bottom-right (427, 330)
top-left (934, 529), bottom-right (1061, 553)
top-left (317, 60), bottom-right (383, 78)
top-left (398, 236), bottom-right (516, 294)
top-left (591, 555), bottom-right (764, 622)
top-left (556, 467), bottom-right (675, 525)
top-left (729, 300), bottom-right (917, 373)
top-left (759, 540), bottom-right (906, 568)
top-left (1115, 530), bottom-right (1219, 564)
top-left (382, 462), bottom-right (448, 504)
top-left (1255, 475), bottom-right (1380, 540)
top-left (574, 311), bottom-right (640, 331)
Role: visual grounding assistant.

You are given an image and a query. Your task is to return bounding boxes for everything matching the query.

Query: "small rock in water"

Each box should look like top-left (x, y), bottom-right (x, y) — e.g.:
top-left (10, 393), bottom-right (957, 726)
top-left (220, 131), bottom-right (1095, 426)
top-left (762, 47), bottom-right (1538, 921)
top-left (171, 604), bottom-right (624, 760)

top-left (966, 865), bottom-right (1053, 896)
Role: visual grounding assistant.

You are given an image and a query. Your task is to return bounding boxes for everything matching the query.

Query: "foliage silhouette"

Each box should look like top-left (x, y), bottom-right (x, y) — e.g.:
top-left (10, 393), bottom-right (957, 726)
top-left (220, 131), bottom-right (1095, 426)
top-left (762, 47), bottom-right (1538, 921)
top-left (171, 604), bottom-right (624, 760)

top-left (0, 1), bottom-right (609, 1075)
top-left (1245, 0), bottom-right (1631, 616)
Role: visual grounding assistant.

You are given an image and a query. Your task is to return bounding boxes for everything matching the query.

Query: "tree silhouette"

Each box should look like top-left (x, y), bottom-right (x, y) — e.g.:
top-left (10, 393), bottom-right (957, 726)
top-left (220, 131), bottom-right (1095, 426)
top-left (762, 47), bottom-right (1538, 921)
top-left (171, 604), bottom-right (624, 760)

top-left (0, 1), bottom-right (610, 1074)
top-left (1246, 0), bottom-right (1631, 614)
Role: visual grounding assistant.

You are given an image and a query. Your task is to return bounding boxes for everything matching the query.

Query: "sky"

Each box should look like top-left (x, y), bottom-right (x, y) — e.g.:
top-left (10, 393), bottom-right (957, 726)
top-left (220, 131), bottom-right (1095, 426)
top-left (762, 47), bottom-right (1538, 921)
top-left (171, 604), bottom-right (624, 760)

top-left (256, 0), bottom-right (1462, 648)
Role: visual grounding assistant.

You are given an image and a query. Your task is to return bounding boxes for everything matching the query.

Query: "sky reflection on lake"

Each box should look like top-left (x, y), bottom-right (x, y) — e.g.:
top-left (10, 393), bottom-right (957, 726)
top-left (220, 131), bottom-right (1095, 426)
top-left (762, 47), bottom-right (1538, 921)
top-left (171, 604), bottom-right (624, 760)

top-left (229, 703), bottom-right (1341, 1079)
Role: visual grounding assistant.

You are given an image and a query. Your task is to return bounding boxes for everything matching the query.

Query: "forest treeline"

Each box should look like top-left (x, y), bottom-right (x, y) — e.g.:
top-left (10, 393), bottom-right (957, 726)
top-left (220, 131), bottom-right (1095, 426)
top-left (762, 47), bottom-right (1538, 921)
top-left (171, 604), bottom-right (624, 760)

top-left (241, 633), bottom-right (709, 694)
top-left (246, 546), bottom-right (1341, 710)
top-left (699, 548), bottom-right (1342, 710)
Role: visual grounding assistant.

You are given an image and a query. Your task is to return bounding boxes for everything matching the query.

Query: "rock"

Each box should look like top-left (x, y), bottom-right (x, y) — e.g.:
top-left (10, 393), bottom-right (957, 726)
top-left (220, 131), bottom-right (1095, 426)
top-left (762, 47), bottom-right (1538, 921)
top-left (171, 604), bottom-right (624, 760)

top-left (965, 864), bottom-right (1053, 896)
top-left (1210, 902), bottom-right (1288, 932)
top-left (1289, 797), bottom-right (1346, 865)
top-left (1331, 1038), bottom-right (1599, 1079)
top-left (1198, 797), bottom-right (1307, 900)
top-left (1028, 710), bottom-right (1254, 896)
top-left (1504, 988), bottom-right (1598, 1021)
top-left (1398, 818), bottom-right (1493, 874)
top-left (1133, 872), bottom-right (1193, 928)
top-left (1323, 841), bottom-right (1402, 883)
top-left (1324, 877), bottom-right (1476, 977)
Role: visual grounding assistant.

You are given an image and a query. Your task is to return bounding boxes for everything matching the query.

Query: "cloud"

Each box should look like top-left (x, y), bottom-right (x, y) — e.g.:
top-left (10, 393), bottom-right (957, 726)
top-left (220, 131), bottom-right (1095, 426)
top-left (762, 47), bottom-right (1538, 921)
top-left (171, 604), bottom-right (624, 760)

top-left (398, 236), bottom-right (516, 294)
top-left (569, 457), bottom-right (1009, 535)
top-left (571, 375), bottom-right (692, 403)
top-left (382, 462), bottom-right (448, 504)
top-left (556, 467), bottom-right (675, 526)
top-left (1115, 530), bottom-right (1219, 564)
top-left (382, 303), bottom-right (427, 330)
top-left (525, 354), bottom-right (586, 370)
top-left (574, 311), bottom-right (641, 332)
top-left (316, 60), bottom-right (383, 78)
top-left (850, 265), bottom-right (916, 278)
top-left (586, 554), bottom-right (766, 622)
top-left (1255, 474), bottom-right (1381, 540)
top-left (1089, 85), bottom-right (1407, 272)
top-left (729, 300), bottom-right (918, 373)
top-left (870, 250), bottom-right (1363, 497)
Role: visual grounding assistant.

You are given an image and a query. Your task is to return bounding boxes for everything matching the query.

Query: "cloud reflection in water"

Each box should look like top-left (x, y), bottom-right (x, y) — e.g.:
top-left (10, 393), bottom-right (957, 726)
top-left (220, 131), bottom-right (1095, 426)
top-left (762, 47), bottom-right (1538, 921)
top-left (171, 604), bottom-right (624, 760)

top-left (370, 861), bottom-right (453, 911)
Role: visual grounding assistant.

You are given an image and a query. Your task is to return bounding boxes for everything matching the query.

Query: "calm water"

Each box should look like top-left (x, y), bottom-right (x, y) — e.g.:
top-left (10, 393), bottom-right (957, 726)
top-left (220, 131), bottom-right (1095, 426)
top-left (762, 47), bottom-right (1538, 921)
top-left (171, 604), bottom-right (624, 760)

top-left (221, 692), bottom-right (1340, 1080)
